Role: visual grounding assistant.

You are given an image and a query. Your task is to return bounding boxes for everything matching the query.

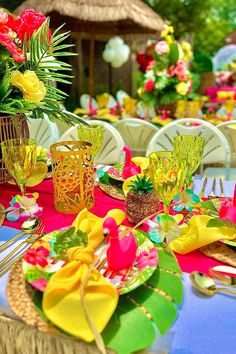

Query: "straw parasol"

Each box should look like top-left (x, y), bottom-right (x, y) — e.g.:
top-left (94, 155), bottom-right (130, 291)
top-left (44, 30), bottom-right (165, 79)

top-left (16, 0), bottom-right (164, 94)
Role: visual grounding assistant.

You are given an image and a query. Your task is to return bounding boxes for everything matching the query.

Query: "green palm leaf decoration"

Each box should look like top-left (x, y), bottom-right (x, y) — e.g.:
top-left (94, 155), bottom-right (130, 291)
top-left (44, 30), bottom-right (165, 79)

top-left (102, 239), bottom-right (183, 354)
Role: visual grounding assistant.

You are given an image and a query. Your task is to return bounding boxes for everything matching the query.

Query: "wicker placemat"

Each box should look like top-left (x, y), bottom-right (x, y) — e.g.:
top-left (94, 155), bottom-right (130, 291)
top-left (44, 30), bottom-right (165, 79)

top-left (7, 260), bottom-right (54, 332)
top-left (98, 182), bottom-right (125, 201)
top-left (200, 242), bottom-right (236, 268)
top-left (0, 204), bottom-right (5, 226)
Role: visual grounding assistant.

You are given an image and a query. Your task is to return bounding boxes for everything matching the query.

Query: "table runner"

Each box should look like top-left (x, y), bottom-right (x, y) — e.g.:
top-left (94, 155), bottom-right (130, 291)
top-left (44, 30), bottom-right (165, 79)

top-left (0, 180), bottom-right (224, 275)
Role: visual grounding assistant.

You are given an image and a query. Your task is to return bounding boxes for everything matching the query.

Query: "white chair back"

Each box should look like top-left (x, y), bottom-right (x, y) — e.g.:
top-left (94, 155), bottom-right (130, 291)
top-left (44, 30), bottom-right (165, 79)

top-left (59, 120), bottom-right (125, 164)
top-left (217, 121), bottom-right (236, 167)
top-left (146, 118), bottom-right (231, 179)
top-left (27, 115), bottom-right (59, 149)
top-left (114, 118), bottom-right (158, 156)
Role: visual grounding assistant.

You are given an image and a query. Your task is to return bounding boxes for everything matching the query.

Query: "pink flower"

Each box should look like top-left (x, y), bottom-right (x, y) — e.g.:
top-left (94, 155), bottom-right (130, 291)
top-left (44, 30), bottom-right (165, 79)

top-left (167, 65), bottom-right (175, 77)
top-left (136, 248), bottom-right (158, 270)
top-left (178, 74), bottom-right (187, 81)
top-left (14, 9), bottom-right (48, 42)
top-left (24, 246), bottom-right (50, 268)
top-left (155, 41), bottom-right (169, 55)
top-left (144, 80), bottom-right (155, 92)
top-left (146, 60), bottom-right (155, 71)
top-left (31, 277), bottom-right (48, 292)
top-left (0, 9), bottom-right (8, 24)
top-left (175, 60), bottom-right (187, 76)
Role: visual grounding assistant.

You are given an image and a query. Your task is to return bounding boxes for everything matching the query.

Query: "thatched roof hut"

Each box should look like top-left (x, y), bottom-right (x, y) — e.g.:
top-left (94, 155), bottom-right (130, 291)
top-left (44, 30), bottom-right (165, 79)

top-left (16, 0), bottom-right (163, 39)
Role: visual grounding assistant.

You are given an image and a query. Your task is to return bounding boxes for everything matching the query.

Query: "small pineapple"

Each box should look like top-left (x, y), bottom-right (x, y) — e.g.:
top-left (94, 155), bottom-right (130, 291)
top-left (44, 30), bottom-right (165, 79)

top-left (125, 175), bottom-right (159, 224)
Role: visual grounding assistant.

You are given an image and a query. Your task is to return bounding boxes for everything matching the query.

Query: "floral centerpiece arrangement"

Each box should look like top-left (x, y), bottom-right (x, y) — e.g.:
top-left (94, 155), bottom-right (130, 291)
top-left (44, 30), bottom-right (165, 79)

top-left (137, 24), bottom-right (193, 115)
top-left (0, 8), bottom-right (84, 125)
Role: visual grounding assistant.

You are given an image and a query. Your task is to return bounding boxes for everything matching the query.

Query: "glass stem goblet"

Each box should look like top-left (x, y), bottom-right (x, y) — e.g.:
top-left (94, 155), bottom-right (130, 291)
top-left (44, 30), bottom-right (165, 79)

top-left (149, 151), bottom-right (186, 215)
top-left (1, 138), bottom-right (37, 196)
top-left (77, 124), bottom-right (105, 159)
top-left (173, 135), bottom-right (205, 189)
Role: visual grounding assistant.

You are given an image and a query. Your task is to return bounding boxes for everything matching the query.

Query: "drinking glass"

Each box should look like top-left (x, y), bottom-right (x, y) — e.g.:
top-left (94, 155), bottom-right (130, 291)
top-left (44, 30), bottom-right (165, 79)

top-left (149, 151), bottom-right (186, 214)
top-left (77, 124), bottom-right (104, 157)
top-left (173, 135), bottom-right (205, 188)
top-left (1, 138), bottom-right (36, 196)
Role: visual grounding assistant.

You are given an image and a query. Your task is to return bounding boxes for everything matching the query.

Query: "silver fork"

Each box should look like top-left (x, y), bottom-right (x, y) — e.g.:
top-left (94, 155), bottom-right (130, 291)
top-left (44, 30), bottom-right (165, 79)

top-left (0, 221), bottom-right (44, 275)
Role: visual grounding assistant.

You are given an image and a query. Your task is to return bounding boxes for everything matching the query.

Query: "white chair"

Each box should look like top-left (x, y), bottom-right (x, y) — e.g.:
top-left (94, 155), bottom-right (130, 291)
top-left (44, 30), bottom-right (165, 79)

top-left (146, 118), bottom-right (231, 180)
top-left (59, 120), bottom-right (125, 165)
top-left (114, 118), bottom-right (159, 157)
top-left (27, 114), bottom-right (59, 149)
top-left (205, 121), bottom-right (236, 181)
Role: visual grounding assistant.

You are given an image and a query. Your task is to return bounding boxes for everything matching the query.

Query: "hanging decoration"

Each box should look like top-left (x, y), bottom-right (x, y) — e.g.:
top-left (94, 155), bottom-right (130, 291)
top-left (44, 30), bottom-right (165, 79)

top-left (102, 36), bottom-right (130, 68)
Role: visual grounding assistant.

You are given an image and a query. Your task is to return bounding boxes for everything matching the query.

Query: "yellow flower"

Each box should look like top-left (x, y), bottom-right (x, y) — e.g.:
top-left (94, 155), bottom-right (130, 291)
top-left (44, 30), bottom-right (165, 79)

top-left (181, 41), bottom-right (193, 61)
top-left (11, 70), bottom-right (46, 101)
top-left (176, 82), bottom-right (189, 96)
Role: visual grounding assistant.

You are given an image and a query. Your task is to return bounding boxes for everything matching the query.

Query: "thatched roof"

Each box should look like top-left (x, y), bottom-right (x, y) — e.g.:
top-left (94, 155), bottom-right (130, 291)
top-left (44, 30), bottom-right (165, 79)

top-left (16, 0), bottom-right (163, 39)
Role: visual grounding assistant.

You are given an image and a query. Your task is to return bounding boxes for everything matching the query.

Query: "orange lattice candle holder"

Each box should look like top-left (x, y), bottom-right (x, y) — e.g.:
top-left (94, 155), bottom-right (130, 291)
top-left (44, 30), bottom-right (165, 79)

top-left (50, 141), bottom-right (94, 214)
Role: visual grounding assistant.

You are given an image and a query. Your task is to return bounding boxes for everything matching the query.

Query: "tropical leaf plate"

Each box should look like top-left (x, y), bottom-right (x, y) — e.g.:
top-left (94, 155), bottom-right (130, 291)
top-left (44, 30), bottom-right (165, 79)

top-left (22, 226), bottom-right (157, 295)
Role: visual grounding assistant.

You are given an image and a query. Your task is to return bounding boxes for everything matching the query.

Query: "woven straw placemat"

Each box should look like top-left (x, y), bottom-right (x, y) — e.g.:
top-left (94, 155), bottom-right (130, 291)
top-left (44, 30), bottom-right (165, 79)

top-left (201, 242), bottom-right (236, 268)
top-left (0, 204), bottom-right (5, 226)
top-left (98, 182), bottom-right (125, 201)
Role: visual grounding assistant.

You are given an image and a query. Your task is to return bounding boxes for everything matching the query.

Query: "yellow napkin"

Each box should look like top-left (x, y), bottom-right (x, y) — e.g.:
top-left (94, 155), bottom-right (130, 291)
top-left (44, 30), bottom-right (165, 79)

top-left (169, 215), bottom-right (236, 254)
top-left (42, 247), bottom-right (118, 341)
top-left (43, 208), bottom-right (126, 342)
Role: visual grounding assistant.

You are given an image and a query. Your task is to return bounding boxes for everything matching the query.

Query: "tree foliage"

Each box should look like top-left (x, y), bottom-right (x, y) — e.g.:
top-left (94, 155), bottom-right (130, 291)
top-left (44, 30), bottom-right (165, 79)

top-left (144, 0), bottom-right (236, 54)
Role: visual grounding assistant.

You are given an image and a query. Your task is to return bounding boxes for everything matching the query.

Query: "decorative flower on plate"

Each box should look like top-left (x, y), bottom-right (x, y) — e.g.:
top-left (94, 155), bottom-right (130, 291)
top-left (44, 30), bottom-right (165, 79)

top-left (147, 214), bottom-right (187, 244)
top-left (5, 192), bottom-right (42, 222)
top-left (136, 248), bottom-right (158, 270)
top-left (173, 189), bottom-right (200, 212)
top-left (24, 246), bottom-right (50, 268)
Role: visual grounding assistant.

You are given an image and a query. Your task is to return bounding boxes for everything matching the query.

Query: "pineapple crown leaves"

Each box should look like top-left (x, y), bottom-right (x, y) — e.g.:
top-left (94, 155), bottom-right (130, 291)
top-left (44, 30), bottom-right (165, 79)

top-left (129, 175), bottom-right (154, 194)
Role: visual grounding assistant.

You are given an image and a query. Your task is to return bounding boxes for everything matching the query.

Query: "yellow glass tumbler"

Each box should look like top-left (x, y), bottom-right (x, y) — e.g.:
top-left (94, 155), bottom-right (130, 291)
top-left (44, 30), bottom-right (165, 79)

top-left (50, 141), bottom-right (94, 214)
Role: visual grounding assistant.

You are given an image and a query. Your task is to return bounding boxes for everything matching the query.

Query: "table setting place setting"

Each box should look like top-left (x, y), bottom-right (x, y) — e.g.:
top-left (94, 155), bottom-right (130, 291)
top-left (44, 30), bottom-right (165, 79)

top-left (0, 125), bottom-right (236, 354)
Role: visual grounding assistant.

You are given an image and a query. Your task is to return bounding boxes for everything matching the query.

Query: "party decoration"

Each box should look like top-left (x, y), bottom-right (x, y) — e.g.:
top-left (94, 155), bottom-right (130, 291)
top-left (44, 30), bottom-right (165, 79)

top-left (104, 217), bottom-right (137, 271)
top-left (125, 175), bottom-right (159, 224)
top-left (102, 36), bottom-right (130, 68)
top-left (147, 214), bottom-right (186, 245)
top-left (0, 8), bottom-right (84, 125)
top-left (5, 193), bottom-right (42, 222)
top-left (173, 189), bottom-right (200, 212)
top-left (122, 146), bottom-right (141, 179)
top-left (137, 23), bottom-right (193, 111)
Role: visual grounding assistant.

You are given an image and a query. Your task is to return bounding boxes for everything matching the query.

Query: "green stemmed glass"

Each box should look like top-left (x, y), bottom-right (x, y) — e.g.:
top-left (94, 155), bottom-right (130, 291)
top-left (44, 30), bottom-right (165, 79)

top-left (173, 135), bottom-right (205, 188)
top-left (1, 138), bottom-right (37, 196)
top-left (149, 151), bottom-right (186, 214)
top-left (77, 124), bottom-right (105, 158)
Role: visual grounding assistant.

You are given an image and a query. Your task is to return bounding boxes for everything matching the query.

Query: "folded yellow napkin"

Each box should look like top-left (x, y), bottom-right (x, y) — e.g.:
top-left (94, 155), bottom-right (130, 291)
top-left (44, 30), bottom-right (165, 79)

top-left (170, 215), bottom-right (236, 254)
top-left (42, 208), bottom-right (126, 342)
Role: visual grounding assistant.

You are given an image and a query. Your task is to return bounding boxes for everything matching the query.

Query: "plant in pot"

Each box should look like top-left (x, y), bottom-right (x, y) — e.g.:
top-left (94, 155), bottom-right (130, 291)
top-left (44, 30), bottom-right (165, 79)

top-left (137, 24), bottom-right (193, 119)
top-left (0, 8), bottom-right (86, 183)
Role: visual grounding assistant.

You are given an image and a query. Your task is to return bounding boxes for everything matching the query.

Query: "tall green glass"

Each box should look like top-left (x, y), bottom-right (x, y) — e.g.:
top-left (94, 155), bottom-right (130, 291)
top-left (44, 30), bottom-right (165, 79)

top-left (77, 124), bottom-right (104, 157)
top-left (1, 138), bottom-right (36, 195)
top-left (173, 135), bottom-right (205, 188)
top-left (149, 151), bottom-right (186, 214)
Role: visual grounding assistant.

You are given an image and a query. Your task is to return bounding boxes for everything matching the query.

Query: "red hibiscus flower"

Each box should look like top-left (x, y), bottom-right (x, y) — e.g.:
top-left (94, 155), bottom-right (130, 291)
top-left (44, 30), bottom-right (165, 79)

top-left (24, 246), bottom-right (50, 268)
top-left (144, 79), bottom-right (155, 92)
top-left (14, 9), bottom-right (48, 42)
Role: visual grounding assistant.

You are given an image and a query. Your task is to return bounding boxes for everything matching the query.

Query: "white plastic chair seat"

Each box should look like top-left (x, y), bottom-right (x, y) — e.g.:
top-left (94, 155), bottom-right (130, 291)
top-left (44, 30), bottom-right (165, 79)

top-left (59, 120), bottom-right (125, 164)
top-left (146, 118), bottom-right (231, 179)
top-left (27, 115), bottom-right (59, 149)
top-left (217, 121), bottom-right (236, 167)
top-left (115, 118), bottom-right (158, 157)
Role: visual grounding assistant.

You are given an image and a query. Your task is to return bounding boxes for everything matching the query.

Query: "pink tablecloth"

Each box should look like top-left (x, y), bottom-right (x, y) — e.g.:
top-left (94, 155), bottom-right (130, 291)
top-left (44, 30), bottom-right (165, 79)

top-left (0, 180), bottom-right (223, 275)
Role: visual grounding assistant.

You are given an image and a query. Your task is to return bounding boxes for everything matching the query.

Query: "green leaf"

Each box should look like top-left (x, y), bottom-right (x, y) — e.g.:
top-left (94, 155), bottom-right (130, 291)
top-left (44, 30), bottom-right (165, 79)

top-left (102, 297), bottom-right (156, 354)
top-left (53, 227), bottom-right (88, 259)
top-left (168, 42), bottom-right (179, 65)
top-left (103, 246), bottom-right (183, 354)
top-left (207, 218), bottom-right (228, 228)
top-left (33, 291), bottom-right (50, 323)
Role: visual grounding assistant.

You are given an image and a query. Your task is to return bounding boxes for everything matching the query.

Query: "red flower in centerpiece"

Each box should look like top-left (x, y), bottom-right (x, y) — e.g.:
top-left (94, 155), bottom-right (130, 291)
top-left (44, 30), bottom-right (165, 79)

top-left (13, 9), bottom-right (49, 42)
top-left (24, 246), bottom-right (50, 268)
top-left (144, 79), bottom-right (155, 92)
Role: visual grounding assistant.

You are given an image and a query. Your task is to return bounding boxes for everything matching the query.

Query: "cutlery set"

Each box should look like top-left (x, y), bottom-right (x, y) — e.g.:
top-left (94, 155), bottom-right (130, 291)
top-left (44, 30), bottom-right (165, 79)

top-left (0, 218), bottom-right (44, 276)
top-left (198, 177), bottom-right (225, 198)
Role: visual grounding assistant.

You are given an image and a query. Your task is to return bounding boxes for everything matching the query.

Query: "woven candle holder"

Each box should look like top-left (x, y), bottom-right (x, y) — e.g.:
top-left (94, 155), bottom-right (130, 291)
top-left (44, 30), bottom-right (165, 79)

top-left (50, 141), bottom-right (94, 214)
